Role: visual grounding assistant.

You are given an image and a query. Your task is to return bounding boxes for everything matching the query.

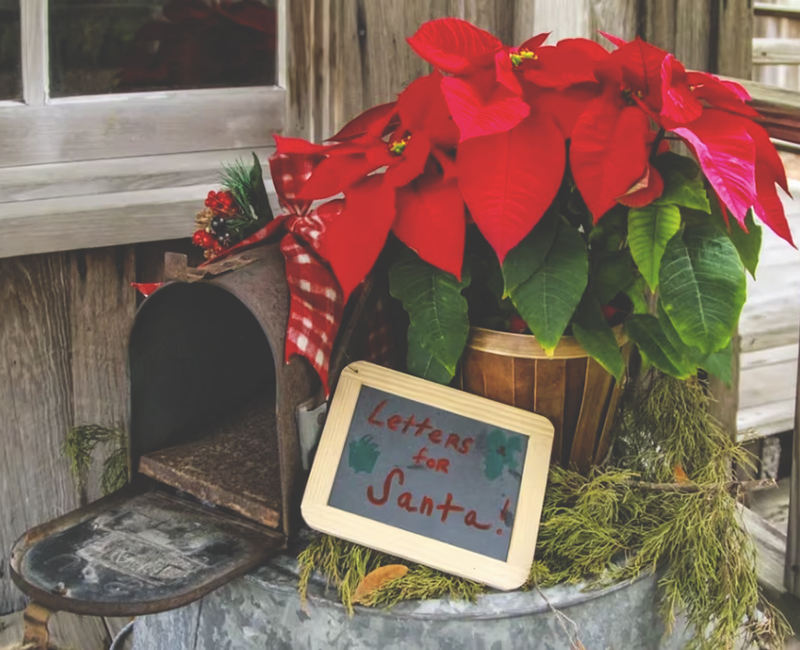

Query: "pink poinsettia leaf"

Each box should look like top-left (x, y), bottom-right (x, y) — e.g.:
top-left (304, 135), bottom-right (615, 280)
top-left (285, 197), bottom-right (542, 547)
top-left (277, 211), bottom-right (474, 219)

top-left (394, 176), bottom-right (466, 278)
top-left (753, 166), bottom-right (795, 246)
top-left (660, 54), bottom-right (702, 126)
top-left (721, 78), bottom-right (752, 101)
top-left (672, 109), bottom-right (756, 224)
top-left (618, 164), bottom-right (664, 207)
top-left (316, 175), bottom-right (396, 300)
top-left (441, 74), bottom-right (530, 141)
top-left (684, 72), bottom-right (760, 119)
top-left (457, 114), bottom-right (565, 261)
top-left (406, 18), bottom-right (502, 74)
top-left (329, 102), bottom-right (398, 141)
top-left (570, 92), bottom-right (652, 221)
top-left (745, 120), bottom-right (789, 193)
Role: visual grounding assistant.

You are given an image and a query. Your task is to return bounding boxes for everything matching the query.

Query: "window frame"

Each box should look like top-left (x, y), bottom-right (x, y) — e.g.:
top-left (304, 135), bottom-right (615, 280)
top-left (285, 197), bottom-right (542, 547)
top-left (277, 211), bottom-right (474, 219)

top-left (0, 0), bottom-right (286, 258)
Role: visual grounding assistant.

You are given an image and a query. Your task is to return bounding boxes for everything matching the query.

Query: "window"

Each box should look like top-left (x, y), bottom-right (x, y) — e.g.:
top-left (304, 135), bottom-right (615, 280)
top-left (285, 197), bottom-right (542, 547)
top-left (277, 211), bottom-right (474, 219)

top-left (0, 0), bottom-right (21, 100)
top-left (0, 0), bottom-right (286, 257)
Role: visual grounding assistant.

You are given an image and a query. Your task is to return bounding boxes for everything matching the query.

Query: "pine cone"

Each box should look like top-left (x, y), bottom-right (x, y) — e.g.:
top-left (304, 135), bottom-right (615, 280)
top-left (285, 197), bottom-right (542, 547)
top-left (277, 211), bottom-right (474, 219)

top-left (195, 207), bottom-right (214, 230)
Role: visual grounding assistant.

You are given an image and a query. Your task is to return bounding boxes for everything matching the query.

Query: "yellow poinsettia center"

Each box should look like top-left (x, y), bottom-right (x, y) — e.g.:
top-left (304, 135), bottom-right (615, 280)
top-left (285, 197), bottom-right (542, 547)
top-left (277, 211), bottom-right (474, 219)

top-left (389, 136), bottom-right (410, 156)
top-left (621, 87), bottom-right (644, 105)
top-left (510, 48), bottom-right (536, 67)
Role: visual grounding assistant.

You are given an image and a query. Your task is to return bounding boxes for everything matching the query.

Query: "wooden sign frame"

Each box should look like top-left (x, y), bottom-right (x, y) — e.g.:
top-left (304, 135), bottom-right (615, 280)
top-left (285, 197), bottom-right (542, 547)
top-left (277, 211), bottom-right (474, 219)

top-left (302, 361), bottom-right (555, 591)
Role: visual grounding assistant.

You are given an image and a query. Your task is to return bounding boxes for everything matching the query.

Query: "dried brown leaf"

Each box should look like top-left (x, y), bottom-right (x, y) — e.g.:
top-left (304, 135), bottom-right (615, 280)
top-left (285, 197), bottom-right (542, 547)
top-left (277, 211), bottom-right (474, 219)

top-left (353, 564), bottom-right (409, 603)
top-left (673, 464), bottom-right (690, 484)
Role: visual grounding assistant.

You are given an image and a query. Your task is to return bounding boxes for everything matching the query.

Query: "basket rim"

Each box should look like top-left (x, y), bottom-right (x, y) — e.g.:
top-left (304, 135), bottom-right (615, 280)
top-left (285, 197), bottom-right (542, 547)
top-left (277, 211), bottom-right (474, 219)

top-left (465, 324), bottom-right (627, 360)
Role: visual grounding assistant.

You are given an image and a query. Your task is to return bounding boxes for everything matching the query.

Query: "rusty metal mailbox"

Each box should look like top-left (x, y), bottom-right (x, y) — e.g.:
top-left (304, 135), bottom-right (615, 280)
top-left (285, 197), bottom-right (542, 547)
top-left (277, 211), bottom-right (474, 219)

top-left (9, 244), bottom-right (351, 618)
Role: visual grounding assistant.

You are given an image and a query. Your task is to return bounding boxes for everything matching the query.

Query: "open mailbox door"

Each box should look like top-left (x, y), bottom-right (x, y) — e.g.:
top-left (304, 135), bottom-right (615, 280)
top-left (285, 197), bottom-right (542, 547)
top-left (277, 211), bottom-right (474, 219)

top-left (9, 245), bottom-right (333, 617)
top-left (10, 484), bottom-right (285, 616)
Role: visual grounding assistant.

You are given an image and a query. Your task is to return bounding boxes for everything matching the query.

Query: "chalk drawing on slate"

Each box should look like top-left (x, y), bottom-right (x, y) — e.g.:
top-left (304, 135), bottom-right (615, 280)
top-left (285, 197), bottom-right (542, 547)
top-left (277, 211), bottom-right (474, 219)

top-left (327, 385), bottom-right (527, 561)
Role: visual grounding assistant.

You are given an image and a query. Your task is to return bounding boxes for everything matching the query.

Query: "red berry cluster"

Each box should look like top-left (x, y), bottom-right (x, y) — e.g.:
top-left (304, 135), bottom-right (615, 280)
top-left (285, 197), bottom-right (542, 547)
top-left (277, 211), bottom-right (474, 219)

top-left (192, 230), bottom-right (218, 250)
top-left (193, 190), bottom-right (240, 258)
top-left (204, 190), bottom-right (238, 215)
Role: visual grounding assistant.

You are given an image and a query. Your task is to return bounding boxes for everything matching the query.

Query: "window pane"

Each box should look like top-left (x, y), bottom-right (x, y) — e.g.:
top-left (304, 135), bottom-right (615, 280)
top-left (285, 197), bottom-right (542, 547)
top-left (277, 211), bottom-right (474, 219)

top-left (0, 0), bottom-right (21, 100)
top-left (49, 0), bottom-right (277, 97)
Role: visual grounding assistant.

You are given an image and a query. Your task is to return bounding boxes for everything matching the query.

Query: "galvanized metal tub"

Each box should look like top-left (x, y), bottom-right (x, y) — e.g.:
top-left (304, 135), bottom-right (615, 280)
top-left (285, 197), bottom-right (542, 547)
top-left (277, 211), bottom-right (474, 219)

top-left (132, 544), bottom-right (692, 650)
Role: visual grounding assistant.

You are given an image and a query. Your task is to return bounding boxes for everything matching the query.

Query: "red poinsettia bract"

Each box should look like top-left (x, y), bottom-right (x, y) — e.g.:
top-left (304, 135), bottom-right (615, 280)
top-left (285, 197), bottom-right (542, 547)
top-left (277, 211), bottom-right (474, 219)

top-left (406, 18), bottom-right (606, 260)
top-left (570, 33), bottom-right (793, 245)
top-left (275, 70), bottom-right (465, 299)
top-left (277, 20), bottom-right (793, 307)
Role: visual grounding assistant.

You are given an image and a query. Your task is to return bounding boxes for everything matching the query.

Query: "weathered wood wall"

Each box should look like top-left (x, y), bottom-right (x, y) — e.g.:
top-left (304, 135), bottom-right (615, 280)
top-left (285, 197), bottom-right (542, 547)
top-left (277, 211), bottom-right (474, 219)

top-left (0, 240), bottom-right (196, 615)
top-left (0, 0), bottom-right (753, 617)
top-left (288, 0), bottom-right (752, 140)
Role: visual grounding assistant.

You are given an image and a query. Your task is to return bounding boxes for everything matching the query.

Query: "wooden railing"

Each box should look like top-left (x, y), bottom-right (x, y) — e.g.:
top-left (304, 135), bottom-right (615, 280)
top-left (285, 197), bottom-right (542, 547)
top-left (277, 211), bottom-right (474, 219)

top-left (739, 78), bottom-right (800, 146)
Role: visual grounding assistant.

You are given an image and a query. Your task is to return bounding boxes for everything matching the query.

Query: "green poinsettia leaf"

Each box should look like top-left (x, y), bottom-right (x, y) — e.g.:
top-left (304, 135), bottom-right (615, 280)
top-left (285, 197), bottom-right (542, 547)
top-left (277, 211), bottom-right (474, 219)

top-left (701, 340), bottom-right (733, 387)
top-left (659, 221), bottom-right (746, 355)
top-left (657, 299), bottom-right (733, 385)
top-left (593, 250), bottom-right (636, 305)
top-left (628, 202), bottom-right (681, 292)
top-left (655, 151), bottom-right (702, 179)
top-left (406, 326), bottom-right (456, 384)
top-left (657, 299), bottom-right (703, 373)
top-left (589, 205), bottom-right (627, 252)
top-left (502, 211), bottom-right (558, 297)
top-left (654, 152), bottom-right (710, 213)
top-left (572, 295), bottom-right (625, 381)
top-left (727, 209), bottom-right (762, 279)
top-left (389, 249), bottom-right (471, 384)
top-left (624, 277), bottom-right (650, 315)
top-left (505, 220), bottom-right (588, 354)
top-left (625, 314), bottom-right (694, 379)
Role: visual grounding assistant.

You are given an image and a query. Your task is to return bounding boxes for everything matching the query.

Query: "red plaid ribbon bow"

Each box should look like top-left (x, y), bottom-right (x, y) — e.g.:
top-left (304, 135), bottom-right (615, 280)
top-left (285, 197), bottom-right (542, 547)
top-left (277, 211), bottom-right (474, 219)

top-left (210, 151), bottom-right (346, 394)
top-left (135, 152), bottom-right (394, 394)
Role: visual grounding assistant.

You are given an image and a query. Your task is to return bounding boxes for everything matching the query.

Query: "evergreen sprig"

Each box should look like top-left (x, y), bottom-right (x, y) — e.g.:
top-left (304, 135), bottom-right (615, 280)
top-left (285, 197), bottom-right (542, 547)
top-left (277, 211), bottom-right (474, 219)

top-left (220, 153), bottom-right (274, 223)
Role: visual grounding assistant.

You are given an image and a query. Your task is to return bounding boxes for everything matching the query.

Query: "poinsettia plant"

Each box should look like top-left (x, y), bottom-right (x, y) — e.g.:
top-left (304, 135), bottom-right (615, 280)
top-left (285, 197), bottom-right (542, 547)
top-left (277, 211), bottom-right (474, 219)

top-left (200, 18), bottom-right (794, 391)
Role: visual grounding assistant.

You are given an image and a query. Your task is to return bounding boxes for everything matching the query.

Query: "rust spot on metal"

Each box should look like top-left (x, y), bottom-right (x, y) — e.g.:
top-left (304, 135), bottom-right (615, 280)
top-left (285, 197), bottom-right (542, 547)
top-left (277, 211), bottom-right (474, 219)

top-left (138, 395), bottom-right (283, 528)
top-left (22, 601), bottom-right (56, 649)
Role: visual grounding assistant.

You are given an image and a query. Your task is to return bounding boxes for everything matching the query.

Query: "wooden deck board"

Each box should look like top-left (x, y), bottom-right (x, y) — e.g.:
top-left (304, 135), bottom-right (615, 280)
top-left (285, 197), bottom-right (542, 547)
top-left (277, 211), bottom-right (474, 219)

top-left (739, 359), bottom-right (798, 410)
top-left (737, 175), bottom-right (800, 439)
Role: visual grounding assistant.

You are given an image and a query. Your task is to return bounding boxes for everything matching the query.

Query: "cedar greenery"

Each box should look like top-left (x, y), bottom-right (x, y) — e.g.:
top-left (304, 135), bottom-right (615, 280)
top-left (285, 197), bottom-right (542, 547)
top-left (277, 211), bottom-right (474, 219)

top-left (63, 425), bottom-right (128, 498)
top-left (298, 374), bottom-right (790, 649)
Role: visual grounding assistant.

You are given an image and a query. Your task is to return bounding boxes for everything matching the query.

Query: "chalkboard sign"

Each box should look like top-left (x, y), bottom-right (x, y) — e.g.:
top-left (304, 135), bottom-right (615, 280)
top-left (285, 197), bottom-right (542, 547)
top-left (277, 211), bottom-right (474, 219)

top-left (302, 362), bottom-right (554, 590)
